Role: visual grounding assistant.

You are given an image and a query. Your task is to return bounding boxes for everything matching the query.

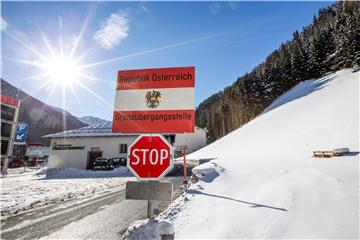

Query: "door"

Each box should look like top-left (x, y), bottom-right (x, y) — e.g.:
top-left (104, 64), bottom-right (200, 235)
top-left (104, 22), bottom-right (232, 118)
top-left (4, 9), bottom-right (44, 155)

top-left (87, 151), bottom-right (103, 170)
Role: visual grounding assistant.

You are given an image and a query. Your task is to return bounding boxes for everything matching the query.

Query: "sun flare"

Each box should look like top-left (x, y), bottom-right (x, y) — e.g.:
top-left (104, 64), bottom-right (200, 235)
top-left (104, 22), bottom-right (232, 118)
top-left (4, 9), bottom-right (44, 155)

top-left (42, 57), bottom-right (81, 87)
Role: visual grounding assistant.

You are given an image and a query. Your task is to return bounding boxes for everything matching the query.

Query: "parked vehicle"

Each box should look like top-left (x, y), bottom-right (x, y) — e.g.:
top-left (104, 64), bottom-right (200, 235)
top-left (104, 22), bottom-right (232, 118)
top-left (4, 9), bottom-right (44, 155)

top-left (93, 156), bottom-right (127, 170)
top-left (352, 65), bottom-right (360, 72)
top-left (93, 157), bottom-right (113, 169)
top-left (110, 157), bottom-right (127, 167)
top-left (119, 157), bottom-right (127, 166)
top-left (110, 157), bottom-right (121, 168)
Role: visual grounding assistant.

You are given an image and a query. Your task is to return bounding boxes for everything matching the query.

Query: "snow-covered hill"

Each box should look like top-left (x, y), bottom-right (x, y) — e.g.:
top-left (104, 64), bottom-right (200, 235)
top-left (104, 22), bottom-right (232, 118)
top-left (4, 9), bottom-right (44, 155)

top-left (172, 69), bottom-right (359, 238)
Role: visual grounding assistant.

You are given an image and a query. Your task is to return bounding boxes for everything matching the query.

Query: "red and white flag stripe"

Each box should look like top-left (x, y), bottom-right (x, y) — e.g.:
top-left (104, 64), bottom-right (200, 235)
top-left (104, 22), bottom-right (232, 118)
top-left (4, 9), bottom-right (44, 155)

top-left (114, 88), bottom-right (194, 111)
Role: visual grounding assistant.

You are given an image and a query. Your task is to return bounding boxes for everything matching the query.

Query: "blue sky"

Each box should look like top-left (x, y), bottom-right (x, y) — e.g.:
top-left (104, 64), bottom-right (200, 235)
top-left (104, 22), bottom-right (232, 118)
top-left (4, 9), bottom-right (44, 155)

top-left (1, 1), bottom-right (333, 120)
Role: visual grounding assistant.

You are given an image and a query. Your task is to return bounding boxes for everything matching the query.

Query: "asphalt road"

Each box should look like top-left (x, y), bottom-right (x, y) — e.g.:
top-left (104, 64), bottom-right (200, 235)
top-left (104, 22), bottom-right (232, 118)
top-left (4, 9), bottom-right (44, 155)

top-left (1, 175), bottom-right (186, 240)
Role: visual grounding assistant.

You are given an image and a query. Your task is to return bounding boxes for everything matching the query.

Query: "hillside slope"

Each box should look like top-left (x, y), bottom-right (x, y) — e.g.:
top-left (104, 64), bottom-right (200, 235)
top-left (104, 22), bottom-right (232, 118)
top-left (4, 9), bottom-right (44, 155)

top-left (1, 79), bottom-right (87, 145)
top-left (172, 69), bottom-right (359, 238)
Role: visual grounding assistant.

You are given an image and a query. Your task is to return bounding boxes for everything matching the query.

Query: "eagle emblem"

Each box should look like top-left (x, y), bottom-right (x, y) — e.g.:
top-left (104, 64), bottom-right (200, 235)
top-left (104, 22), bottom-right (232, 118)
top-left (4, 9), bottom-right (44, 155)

top-left (145, 90), bottom-right (162, 108)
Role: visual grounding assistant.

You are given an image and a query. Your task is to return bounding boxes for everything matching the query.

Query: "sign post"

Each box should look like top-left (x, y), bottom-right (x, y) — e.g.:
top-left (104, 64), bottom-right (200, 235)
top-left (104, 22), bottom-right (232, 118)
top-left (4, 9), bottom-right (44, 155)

top-left (112, 66), bottom-right (195, 219)
top-left (126, 134), bottom-right (174, 218)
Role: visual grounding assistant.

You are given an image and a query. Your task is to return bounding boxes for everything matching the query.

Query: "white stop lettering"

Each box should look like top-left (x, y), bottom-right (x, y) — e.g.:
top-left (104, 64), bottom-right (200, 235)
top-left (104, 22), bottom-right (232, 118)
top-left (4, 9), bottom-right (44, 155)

top-left (131, 148), bottom-right (169, 165)
top-left (149, 149), bottom-right (158, 165)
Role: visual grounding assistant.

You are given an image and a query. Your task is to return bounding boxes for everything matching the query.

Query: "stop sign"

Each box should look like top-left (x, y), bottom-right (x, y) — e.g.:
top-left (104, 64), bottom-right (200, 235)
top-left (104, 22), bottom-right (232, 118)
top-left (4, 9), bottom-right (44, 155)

top-left (128, 134), bottom-right (173, 180)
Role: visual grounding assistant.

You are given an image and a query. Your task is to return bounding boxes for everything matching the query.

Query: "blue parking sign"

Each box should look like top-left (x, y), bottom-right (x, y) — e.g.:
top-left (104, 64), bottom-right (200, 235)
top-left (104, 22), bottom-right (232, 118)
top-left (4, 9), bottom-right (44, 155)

top-left (14, 123), bottom-right (28, 145)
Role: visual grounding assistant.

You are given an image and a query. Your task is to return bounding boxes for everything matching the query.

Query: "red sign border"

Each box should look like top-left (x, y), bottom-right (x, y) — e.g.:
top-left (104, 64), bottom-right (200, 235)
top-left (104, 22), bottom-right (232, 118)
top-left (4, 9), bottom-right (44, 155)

top-left (127, 134), bottom-right (174, 181)
top-left (117, 66), bottom-right (195, 90)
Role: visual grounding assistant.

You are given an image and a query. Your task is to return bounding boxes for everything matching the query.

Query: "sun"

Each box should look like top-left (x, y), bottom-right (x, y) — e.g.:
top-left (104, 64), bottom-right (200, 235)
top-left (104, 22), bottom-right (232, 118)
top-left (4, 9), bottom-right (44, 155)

top-left (3, 5), bottom-right (116, 111)
top-left (42, 57), bottom-right (81, 87)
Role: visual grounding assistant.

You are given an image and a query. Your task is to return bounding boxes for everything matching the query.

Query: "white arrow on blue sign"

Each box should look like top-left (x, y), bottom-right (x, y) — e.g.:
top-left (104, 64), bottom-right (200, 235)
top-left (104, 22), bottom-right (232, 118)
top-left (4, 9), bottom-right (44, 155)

top-left (14, 123), bottom-right (28, 145)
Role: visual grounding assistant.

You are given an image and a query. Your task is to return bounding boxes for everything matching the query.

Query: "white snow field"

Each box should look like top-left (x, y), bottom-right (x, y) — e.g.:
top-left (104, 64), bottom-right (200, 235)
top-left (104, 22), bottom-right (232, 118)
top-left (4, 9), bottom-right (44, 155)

top-left (0, 167), bottom-right (132, 216)
top-left (169, 69), bottom-right (359, 238)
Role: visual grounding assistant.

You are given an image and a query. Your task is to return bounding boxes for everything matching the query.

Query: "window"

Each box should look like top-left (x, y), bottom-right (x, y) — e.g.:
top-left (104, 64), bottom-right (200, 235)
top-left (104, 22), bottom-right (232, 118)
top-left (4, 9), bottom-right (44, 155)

top-left (1, 104), bottom-right (16, 121)
top-left (119, 144), bottom-right (127, 154)
top-left (165, 135), bottom-right (176, 144)
top-left (1, 122), bottom-right (13, 138)
top-left (1, 140), bottom-right (9, 155)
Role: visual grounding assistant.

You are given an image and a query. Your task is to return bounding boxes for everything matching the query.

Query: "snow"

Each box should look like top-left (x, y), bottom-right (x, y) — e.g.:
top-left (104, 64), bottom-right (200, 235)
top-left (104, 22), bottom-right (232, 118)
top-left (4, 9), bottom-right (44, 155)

top-left (122, 184), bottom-right (197, 239)
top-left (158, 69), bottom-right (359, 238)
top-left (191, 160), bottom-right (225, 183)
top-left (122, 219), bottom-right (174, 240)
top-left (0, 167), bottom-right (133, 216)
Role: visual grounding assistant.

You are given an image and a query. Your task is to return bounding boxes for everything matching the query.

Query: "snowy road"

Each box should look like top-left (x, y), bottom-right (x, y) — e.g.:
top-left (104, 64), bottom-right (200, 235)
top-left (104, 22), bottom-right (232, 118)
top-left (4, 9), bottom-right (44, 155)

top-left (1, 176), bottom-right (184, 240)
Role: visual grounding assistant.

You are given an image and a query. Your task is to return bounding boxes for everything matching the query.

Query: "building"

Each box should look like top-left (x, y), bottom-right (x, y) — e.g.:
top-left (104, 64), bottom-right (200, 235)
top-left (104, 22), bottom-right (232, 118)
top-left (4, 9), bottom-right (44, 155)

top-left (43, 122), bottom-right (207, 170)
top-left (1, 95), bottom-right (20, 174)
top-left (10, 143), bottom-right (49, 167)
top-left (26, 143), bottom-right (49, 166)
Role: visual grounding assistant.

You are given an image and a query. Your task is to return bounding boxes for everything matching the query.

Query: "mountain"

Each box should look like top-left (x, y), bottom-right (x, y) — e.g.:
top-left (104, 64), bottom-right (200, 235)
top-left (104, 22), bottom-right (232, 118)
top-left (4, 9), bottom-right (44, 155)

top-left (175, 69), bottom-right (359, 238)
top-left (78, 116), bottom-right (109, 126)
top-left (1, 79), bottom-right (88, 145)
top-left (196, 1), bottom-right (360, 142)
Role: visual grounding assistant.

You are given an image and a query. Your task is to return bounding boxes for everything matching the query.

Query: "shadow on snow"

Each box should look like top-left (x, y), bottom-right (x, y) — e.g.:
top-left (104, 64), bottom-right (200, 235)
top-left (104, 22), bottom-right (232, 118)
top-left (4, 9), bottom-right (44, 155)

top-left (265, 74), bottom-right (335, 113)
top-left (187, 189), bottom-right (288, 212)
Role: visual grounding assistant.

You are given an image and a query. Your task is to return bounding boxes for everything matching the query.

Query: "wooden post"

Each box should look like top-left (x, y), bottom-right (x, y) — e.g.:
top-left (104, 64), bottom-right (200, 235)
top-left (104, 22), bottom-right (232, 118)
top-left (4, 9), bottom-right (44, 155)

top-left (161, 234), bottom-right (174, 240)
top-left (183, 147), bottom-right (188, 189)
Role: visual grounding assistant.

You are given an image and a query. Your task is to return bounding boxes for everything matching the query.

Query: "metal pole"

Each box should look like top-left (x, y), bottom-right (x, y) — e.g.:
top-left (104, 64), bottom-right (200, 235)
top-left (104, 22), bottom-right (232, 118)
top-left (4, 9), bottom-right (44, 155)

top-left (147, 200), bottom-right (153, 218)
top-left (147, 133), bottom-right (153, 218)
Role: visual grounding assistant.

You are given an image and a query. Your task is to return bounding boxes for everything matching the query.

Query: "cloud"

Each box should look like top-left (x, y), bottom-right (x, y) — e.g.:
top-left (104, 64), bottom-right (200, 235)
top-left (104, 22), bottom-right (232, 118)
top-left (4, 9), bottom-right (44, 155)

top-left (228, 1), bottom-right (238, 10)
top-left (94, 10), bottom-right (129, 50)
top-left (140, 2), bottom-right (149, 13)
top-left (1, 17), bottom-right (8, 31)
top-left (210, 2), bottom-right (221, 15)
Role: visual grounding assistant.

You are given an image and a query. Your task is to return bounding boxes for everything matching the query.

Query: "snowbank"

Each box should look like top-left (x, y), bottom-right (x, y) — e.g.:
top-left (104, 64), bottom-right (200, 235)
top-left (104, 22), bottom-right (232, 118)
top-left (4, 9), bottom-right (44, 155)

top-left (168, 69), bottom-right (359, 238)
top-left (122, 219), bottom-right (174, 240)
top-left (191, 160), bottom-right (225, 183)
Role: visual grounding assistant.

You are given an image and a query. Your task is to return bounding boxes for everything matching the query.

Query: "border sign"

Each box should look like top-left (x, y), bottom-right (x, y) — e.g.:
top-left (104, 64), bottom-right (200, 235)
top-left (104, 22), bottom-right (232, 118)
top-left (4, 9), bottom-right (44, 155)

top-left (112, 66), bottom-right (195, 133)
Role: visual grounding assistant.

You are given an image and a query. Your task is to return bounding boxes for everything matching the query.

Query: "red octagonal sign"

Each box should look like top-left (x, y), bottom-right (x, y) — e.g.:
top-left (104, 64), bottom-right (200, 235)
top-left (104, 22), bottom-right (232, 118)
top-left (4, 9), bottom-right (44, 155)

top-left (128, 134), bottom-right (174, 180)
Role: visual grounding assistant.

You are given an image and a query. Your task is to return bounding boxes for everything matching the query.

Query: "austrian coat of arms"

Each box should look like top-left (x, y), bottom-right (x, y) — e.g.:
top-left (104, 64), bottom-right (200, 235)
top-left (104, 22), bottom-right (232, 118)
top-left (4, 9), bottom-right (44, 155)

top-left (145, 90), bottom-right (162, 108)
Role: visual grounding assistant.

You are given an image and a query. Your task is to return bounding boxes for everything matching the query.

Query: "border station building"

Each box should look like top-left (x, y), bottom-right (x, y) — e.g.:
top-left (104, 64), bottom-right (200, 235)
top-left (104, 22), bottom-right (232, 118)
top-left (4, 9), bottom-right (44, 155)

top-left (43, 122), bottom-right (207, 170)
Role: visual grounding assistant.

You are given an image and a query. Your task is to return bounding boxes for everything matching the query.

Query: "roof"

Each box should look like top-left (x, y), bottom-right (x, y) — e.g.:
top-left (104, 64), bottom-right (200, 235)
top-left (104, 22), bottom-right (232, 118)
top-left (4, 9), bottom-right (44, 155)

top-left (43, 121), bottom-right (137, 139)
top-left (43, 121), bottom-right (206, 139)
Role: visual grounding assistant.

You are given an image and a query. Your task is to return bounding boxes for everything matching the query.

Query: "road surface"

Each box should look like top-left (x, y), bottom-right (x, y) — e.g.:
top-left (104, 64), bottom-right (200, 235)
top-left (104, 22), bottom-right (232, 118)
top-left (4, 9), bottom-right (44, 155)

top-left (1, 175), bottom-right (185, 240)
